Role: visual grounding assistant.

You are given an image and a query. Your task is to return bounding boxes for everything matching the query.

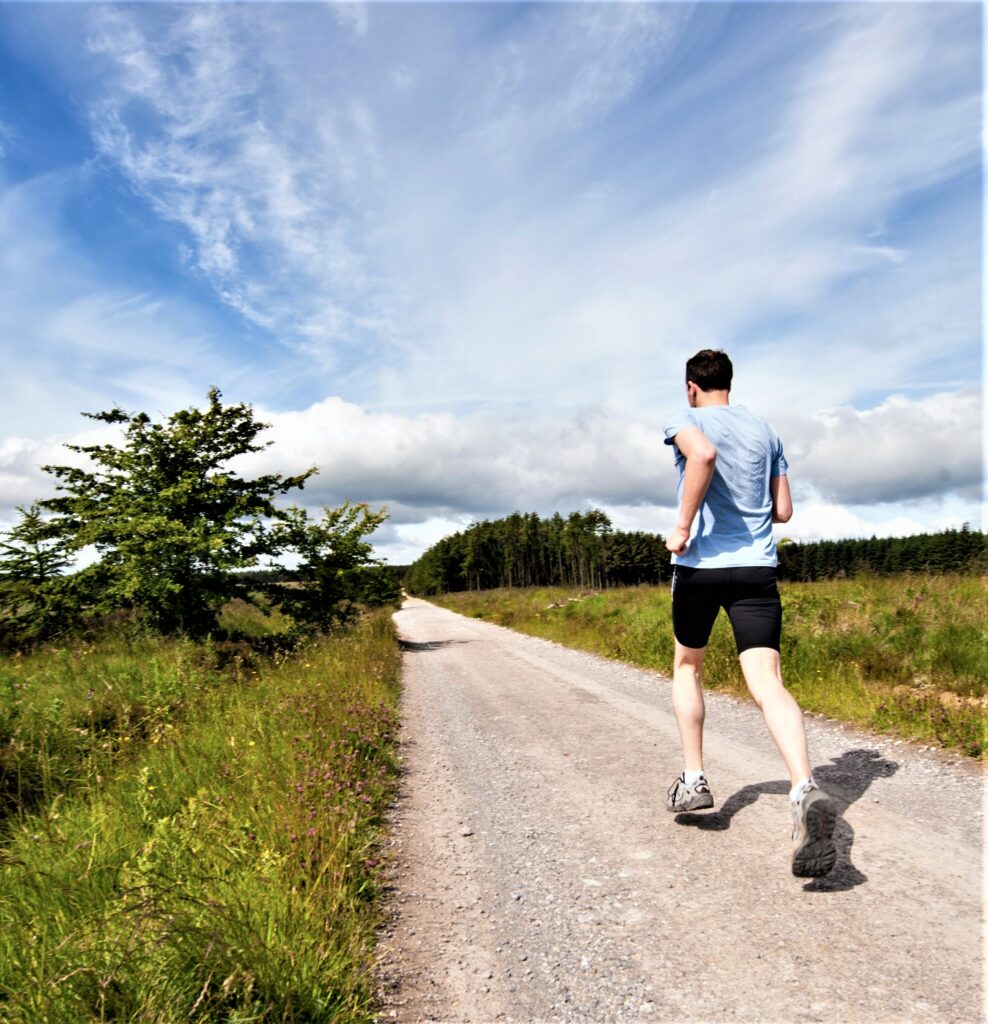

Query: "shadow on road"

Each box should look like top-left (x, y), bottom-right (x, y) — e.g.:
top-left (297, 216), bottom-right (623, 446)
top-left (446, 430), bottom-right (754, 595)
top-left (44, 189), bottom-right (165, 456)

top-left (398, 639), bottom-right (474, 652)
top-left (674, 748), bottom-right (899, 891)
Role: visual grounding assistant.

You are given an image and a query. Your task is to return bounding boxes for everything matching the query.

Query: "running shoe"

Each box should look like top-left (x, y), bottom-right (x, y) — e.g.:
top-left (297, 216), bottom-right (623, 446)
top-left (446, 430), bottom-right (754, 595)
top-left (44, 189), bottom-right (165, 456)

top-left (791, 784), bottom-right (837, 877)
top-left (666, 773), bottom-right (714, 812)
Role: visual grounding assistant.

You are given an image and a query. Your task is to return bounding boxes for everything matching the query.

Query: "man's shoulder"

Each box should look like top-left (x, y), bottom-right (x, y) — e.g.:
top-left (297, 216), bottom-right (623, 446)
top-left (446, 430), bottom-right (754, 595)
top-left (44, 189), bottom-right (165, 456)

top-left (663, 407), bottom-right (699, 444)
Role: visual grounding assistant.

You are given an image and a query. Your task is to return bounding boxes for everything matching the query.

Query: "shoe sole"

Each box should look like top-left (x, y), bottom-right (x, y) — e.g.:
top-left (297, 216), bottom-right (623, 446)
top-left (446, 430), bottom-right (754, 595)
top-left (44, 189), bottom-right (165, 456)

top-left (792, 793), bottom-right (837, 877)
top-left (667, 792), bottom-right (714, 812)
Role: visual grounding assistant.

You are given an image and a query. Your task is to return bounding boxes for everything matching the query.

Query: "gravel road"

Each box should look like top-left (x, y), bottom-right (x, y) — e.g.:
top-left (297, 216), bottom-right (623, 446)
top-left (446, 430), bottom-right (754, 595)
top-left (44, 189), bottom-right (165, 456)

top-left (375, 598), bottom-right (985, 1024)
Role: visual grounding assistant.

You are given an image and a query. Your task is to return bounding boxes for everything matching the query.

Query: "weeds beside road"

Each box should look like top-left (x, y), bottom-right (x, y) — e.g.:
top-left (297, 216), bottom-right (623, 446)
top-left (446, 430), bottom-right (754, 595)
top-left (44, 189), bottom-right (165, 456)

top-left (0, 610), bottom-right (400, 1021)
top-left (430, 573), bottom-right (986, 757)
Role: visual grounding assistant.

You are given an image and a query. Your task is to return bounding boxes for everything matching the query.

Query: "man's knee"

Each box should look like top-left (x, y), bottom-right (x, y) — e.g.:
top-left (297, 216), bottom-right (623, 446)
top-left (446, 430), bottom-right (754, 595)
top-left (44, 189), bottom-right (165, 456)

top-left (674, 641), bottom-right (706, 671)
top-left (738, 645), bottom-right (781, 676)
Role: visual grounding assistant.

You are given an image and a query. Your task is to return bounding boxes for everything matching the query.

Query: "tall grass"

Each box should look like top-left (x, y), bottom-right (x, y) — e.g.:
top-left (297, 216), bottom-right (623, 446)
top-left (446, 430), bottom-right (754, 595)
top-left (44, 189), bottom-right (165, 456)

top-left (0, 632), bottom-right (218, 823)
top-left (0, 610), bottom-right (401, 1021)
top-left (431, 574), bottom-right (987, 757)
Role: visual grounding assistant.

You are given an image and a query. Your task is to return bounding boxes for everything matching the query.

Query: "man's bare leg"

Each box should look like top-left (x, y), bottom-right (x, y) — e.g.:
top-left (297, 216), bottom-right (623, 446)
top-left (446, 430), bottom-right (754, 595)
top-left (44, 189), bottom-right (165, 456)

top-left (737, 646), bottom-right (811, 785)
top-left (672, 641), bottom-right (707, 772)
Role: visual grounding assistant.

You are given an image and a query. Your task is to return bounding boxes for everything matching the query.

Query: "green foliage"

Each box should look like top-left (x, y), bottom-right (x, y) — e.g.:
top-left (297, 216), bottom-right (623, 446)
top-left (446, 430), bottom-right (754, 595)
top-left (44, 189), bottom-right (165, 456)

top-left (269, 502), bottom-right (391, 632)
top-left (433, 573), bottom-right (987, 757)
top-left (38, 388), bottom-right (317, 638)
top-left (777, 525), bottom-right (986, 580)
top-left (351, 564), bottom-right (405, 608)
top-left (0, 504), bottom-right (76, 644)
top-left (405, 509), bottom-right (671, 595)
top-left (0, 610), bottom-right (401, 1020)
top-left (407, 511), bottom-right (986, 598)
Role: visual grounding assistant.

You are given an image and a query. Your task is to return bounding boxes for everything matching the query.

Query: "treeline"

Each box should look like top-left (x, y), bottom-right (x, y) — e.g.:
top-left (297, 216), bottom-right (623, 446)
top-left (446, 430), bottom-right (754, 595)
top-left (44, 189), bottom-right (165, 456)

top-left (405, 512), bottom-right (985, 596)
top-left (777, 526), bottom-right (985, 581)
top-left (404, 510), bottom-right (671, 595)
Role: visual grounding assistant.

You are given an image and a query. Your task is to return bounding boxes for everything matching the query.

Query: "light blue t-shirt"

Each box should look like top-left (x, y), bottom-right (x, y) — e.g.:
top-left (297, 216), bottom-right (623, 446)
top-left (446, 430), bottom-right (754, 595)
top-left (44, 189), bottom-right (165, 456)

top-left (663, 404), bottom-right (789, 568)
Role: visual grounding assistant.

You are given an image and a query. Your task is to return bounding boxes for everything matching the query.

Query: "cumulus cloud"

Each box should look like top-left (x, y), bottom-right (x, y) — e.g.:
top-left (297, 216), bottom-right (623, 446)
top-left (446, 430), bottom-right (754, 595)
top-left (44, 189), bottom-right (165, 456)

top-left (237, 388), bottom-right (983, 529)
top-left (782, 390), bottom-right (982, 505)
top-left (2, 389), bottom-right (980, 562)
top-left (0, 423), bottom-right (123, 510)
top-left (238, 397), bottom-right (675, 518)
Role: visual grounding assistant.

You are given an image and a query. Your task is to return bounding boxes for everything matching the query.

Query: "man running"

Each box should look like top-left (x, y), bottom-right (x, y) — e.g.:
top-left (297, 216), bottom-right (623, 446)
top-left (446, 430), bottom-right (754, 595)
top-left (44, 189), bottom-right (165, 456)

top-left (663, 349), bottom-right (837, 878)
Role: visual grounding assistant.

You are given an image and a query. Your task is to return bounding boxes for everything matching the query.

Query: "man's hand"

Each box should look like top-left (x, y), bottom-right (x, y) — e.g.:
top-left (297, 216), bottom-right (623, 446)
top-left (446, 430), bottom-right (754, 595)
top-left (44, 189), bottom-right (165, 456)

top-left (665, 525), bottom-right (691, 556)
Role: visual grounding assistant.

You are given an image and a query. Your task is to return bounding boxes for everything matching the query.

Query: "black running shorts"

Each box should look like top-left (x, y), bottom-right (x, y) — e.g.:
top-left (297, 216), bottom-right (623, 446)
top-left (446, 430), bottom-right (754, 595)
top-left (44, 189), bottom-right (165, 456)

top-left (671, 565), bottom-right (782, 653)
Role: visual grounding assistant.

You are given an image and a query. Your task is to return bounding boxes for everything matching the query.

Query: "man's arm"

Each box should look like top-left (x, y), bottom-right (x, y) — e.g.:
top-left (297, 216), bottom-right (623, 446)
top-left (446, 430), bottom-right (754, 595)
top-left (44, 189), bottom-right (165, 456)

top-left (771, 474), bottom-right (793, 524)
top-left (666, 426), bottom-right (716, 556)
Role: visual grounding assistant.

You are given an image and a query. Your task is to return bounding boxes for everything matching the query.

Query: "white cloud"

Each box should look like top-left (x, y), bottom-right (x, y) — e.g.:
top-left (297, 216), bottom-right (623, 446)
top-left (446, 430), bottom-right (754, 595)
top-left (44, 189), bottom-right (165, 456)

top-left (237, 396), bottom-right (675, 517)
top-left (469, 4), bottom-right (686, 155)
top-left (364, 4), bottom-right (980, 418)
top-left (31, 3), bottom-right (971, 426)
top-left (782, 390), bottom-right (981, 505)
top-left (2, 389), bottom-right (980, 563)
top-left (0, 424), bottom-right (121, 510)
top-left (0, 3), bottom-right (980, 564)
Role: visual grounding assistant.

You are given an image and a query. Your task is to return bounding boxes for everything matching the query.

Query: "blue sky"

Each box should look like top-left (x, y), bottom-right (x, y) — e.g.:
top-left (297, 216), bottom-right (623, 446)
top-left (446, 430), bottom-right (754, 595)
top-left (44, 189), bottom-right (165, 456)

top-left (0, 2), bottom-right (982, 563)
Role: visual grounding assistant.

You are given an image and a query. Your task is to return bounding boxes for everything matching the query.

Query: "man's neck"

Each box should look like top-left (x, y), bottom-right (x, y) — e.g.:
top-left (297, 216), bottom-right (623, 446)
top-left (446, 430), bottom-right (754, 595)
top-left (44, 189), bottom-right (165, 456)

top-left (693, 389), bottom-right (730, 408)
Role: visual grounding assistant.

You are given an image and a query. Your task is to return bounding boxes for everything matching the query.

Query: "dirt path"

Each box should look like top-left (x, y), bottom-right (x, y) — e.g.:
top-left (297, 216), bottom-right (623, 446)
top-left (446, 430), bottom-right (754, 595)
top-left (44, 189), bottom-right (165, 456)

top-left (375, 599), bottom-right (984, 1024)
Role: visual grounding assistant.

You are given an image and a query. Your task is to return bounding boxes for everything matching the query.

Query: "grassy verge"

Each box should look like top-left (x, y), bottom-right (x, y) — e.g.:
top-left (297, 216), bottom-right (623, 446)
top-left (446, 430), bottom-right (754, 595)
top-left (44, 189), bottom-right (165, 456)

top-left (0, 610), bottom-right (401, 1021)
top-left (429, 574), bottom-right (986, 757)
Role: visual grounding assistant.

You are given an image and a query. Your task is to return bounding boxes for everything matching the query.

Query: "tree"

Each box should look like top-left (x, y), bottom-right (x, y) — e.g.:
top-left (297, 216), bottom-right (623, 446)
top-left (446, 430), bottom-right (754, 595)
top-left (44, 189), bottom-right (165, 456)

top-left (40, 388), bottom-right (315, 637)
top-left (270, 502), bottom-right (389, 632)
top-left (0, 504), bottom-right (76, 642)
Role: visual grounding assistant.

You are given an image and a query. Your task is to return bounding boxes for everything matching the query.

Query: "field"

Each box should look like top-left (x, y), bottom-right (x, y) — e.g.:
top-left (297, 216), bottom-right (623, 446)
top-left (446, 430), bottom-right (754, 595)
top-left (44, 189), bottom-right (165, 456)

top-left (429, 573), bottom-right (987, 757)
top-left (0, 607), bottom-right (401, 1021)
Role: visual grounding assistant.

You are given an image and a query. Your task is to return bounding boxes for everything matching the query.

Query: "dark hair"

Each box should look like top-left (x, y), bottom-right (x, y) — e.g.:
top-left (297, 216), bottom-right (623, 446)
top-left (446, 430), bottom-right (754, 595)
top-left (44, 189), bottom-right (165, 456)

top-left (686, 349), bottom-right (733, 391)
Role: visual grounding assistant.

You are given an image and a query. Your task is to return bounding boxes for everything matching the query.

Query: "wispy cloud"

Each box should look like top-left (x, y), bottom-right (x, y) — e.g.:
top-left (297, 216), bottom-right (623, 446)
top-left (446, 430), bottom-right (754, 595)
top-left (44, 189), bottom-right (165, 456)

top-left (0, 2), bottom-right (980, 558)
top-left (84, 5), bottom-right (389, 365)
top-left (0, 169), bottom-right (245, 438)
top-left (65, 3), bottom-right (980, 420)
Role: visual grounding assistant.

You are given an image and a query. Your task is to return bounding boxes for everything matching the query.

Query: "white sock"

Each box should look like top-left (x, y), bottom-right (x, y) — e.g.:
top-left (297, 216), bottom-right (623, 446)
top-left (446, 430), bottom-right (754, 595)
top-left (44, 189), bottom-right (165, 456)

top-left (684, 769), bottom-right (705, 786)
top-left (789, 776), bottom-right (815, 802)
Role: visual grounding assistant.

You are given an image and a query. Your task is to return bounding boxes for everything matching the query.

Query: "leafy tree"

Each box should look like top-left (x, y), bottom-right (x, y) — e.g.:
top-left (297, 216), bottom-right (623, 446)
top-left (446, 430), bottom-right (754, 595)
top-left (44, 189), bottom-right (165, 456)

top-left (40, 388), bottom-right (315, 637)
top-left (270, 502), bottom-right (389, 632)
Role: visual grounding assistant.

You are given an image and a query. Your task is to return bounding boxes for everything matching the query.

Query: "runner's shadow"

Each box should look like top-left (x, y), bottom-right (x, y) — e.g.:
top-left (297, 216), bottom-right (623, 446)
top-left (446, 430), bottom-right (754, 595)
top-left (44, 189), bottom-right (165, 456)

top-left (398, 639), bottom-right (474, 652)
top-left (674, 780), bottom-right (788, 832)
top-left (674, 748), bottom-right (899, 892)
top-left (804, 747), bottom-right (899, 892)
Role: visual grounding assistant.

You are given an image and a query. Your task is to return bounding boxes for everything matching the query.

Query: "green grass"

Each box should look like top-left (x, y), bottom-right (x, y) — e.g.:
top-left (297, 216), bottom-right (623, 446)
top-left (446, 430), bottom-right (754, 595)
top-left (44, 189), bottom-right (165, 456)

top-left (430, 574), bottom-right (987, 757)
top-left (0, 610), bottom-right (401, 1022)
